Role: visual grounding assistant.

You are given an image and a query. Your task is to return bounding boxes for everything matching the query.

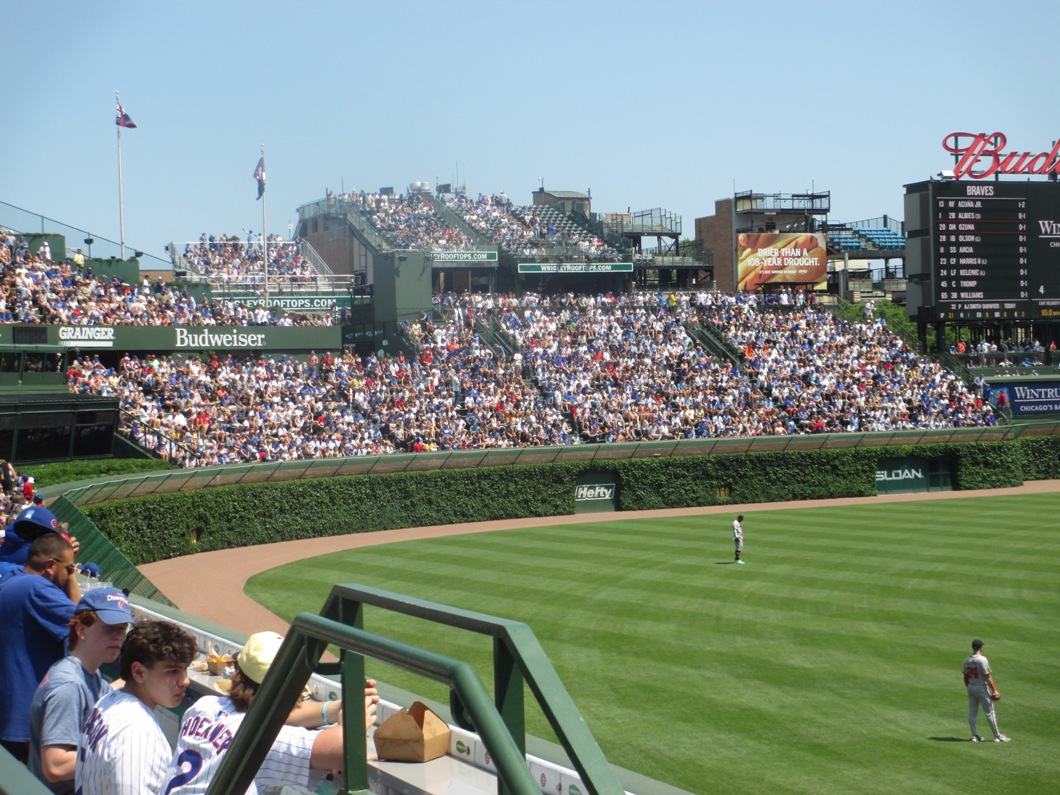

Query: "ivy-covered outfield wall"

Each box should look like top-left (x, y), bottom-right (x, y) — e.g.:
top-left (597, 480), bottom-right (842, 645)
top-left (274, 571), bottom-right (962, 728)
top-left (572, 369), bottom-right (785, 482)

top-left (79, 438), bottom-right (1055, 566)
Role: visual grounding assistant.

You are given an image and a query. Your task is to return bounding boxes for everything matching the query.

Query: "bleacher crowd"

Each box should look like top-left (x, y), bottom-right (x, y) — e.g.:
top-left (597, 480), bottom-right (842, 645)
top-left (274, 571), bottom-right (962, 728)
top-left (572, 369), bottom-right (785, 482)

top-left (57, 289), bottom-right (998, 467)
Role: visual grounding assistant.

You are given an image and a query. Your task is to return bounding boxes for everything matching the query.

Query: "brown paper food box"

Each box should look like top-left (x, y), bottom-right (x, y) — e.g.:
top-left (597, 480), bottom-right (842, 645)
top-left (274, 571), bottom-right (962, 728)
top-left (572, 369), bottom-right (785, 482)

top-left (373, 701), bottom-right (451, 763)
top-left (206, 656), bottom-right (233, 676)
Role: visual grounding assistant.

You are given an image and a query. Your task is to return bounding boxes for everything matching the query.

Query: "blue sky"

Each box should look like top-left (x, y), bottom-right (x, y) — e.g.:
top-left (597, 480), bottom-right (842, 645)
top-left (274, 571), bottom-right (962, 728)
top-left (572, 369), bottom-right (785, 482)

top-left (2, 1), bottom-right (1055, 263)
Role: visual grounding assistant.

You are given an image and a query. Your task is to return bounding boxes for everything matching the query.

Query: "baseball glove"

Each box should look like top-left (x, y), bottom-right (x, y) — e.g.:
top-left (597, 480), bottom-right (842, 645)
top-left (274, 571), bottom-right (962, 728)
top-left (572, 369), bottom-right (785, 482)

top-left (990, 691), bottom-right (1002, 701)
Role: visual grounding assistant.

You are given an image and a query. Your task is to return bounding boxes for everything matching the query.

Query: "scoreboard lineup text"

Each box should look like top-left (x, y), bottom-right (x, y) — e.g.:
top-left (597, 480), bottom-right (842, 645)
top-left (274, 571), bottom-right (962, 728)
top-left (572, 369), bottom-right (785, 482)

top-left (928, 181), bottom-right (1060, 321)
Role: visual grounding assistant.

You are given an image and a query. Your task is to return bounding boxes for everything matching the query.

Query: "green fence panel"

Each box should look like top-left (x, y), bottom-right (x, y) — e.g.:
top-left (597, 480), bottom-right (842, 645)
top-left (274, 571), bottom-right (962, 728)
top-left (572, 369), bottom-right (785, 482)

top-left (47, 496), bottom-right (173, 605)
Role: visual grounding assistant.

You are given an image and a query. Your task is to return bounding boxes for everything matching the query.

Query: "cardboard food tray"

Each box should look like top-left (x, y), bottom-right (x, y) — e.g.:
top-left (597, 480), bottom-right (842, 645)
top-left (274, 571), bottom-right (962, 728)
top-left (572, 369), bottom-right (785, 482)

top-left (373, 701), bottom-right (450, 763)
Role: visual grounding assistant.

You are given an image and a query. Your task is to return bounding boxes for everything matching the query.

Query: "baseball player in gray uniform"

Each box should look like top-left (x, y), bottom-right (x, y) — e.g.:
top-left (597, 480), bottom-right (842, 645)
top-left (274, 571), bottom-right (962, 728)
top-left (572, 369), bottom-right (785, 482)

top-left (962, 638), bottom-right (1010, 742)
top-left (75, 620), bottom-right (198, 794)
top-left (733, 515), bottom-right (745, 564)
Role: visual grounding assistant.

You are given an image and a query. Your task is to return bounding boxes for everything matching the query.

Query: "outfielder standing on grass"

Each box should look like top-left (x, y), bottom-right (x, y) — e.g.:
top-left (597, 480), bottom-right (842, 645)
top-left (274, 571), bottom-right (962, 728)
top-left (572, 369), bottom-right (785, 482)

top-left (733, 515), bottom-right (745, 564)
top-left (963, 638), bottom-right (1010, 743)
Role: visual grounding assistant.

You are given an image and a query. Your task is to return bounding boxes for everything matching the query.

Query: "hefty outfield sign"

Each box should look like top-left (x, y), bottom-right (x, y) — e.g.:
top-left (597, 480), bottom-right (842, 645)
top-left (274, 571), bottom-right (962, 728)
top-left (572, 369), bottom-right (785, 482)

top-left (575, 474), bottom-right (617, 513)
top-left (575, 485), bottom-right (615, 501)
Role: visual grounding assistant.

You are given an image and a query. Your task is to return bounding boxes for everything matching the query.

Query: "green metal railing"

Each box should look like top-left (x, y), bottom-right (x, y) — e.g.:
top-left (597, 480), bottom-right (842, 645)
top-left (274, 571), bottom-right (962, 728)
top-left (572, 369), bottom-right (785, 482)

top-left (209, 584), bottom-right (624, 795)
top-left (0, 748), bottom-right (54, 795)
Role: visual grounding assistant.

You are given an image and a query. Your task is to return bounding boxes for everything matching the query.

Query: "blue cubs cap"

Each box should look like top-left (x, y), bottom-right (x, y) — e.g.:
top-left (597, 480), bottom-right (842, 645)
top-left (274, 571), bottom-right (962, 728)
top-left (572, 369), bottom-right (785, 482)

top-left (75, 588), bottom-right (133, 625)
top-left (12, 506), bottom-right (61, 541)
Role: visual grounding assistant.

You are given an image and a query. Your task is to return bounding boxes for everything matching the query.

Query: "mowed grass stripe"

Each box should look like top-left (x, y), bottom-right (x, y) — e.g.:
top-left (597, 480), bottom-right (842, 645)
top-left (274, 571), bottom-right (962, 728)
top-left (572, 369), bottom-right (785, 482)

top-left (246, 491), bottom-right (1060, 794)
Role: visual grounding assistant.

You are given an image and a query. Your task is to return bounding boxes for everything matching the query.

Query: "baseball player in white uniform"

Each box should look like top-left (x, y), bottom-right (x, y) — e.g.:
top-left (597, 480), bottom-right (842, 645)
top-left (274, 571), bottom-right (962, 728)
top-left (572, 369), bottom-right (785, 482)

top-left (733, 515), bottom-right (745, 564)
top-left (962, 638), bottom-right (1010, 743)
top-left (75, 620), bottom-right (198, 795)
top-left (165, 631), bottom-right (379, 795)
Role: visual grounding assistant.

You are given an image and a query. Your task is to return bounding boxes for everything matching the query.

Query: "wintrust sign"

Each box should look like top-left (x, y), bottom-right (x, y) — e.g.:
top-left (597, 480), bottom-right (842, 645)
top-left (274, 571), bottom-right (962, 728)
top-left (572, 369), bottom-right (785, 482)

top-left (943, 132), bottom-right (1060, 180)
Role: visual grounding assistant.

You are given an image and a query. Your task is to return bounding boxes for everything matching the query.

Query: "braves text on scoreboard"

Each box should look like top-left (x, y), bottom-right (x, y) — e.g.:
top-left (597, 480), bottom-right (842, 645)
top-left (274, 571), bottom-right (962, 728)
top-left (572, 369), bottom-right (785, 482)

top-left (931, 181), bottom-right (1060, 321)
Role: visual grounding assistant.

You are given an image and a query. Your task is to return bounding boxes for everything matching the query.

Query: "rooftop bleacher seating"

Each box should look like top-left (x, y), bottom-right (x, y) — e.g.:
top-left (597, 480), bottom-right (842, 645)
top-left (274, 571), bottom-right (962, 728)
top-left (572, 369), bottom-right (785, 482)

top-left (855, 228), bottom-right (906, 250)
top-left (827, 232), bottom-right (866, 251)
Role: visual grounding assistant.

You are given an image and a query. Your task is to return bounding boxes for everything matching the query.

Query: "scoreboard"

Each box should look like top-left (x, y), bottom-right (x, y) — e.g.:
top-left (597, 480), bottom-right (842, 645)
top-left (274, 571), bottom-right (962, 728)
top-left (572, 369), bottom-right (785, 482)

top-left (905, 180), bottom-right (1060, 321)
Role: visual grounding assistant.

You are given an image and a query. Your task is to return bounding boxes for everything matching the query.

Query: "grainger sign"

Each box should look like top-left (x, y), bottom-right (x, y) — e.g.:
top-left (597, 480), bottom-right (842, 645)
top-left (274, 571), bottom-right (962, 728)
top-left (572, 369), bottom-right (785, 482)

top-left (943, 132), bottom-right (1060, 180)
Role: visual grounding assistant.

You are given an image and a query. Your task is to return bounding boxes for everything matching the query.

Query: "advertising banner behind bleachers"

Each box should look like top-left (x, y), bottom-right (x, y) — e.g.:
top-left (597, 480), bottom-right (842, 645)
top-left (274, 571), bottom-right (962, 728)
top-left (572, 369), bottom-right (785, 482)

top-left (736, 232), bottom-right (827, 291)
top-left (0, 325), bottom-right (342, 353)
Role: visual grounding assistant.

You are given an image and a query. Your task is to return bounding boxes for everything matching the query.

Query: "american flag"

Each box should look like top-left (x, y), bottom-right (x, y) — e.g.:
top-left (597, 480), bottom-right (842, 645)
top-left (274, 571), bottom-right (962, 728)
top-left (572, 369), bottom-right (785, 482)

top-left (115, 101), bottom-right (137, 129)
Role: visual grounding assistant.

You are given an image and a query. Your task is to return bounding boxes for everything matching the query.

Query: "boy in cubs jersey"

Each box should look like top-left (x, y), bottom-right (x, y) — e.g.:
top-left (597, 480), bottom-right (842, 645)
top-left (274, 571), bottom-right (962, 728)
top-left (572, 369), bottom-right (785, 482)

top-left (166, 630), bottom-right (379, 794)
top-left (76, 620), bottom-right (197, 795)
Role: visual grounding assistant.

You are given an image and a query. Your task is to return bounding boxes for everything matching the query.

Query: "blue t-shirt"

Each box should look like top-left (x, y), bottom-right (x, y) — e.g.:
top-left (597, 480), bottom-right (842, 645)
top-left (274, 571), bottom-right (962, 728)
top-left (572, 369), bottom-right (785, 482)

top-left (29, 655), bottom-right (106, 794)
top-left (0, 571), bottom-right (75, 742)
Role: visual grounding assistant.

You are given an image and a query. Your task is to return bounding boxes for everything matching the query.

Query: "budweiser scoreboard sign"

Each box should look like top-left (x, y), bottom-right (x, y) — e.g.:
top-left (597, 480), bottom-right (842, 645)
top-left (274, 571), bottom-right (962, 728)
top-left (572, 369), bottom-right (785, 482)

top-left (942, 132), bottom-right (1060, 180)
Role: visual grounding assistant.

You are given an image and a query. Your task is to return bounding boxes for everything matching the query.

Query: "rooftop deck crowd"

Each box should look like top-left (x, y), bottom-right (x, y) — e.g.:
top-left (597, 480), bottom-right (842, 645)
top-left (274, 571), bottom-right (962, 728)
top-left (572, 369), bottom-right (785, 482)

top-left (0, 227), bottom-right (332, 327)
top-left (341, 192), bottom-right (475, 251)
top-left (179, 232), bottom-right (317, 285)
top-left (445, 193), bottom-right (625, 260)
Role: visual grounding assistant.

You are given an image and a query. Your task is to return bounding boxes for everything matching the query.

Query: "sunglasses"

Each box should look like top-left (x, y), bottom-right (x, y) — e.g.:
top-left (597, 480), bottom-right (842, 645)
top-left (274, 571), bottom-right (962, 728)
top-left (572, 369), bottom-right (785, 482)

top-left (50, 559), bottom-right (76, 576)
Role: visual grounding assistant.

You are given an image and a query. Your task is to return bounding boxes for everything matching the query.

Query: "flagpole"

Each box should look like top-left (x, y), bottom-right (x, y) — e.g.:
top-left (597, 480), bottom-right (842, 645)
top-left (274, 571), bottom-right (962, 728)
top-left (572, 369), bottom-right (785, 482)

top-left (117, 91), bottom-right (126, 260)
top-left (260, 144), bottom-right (269, 303)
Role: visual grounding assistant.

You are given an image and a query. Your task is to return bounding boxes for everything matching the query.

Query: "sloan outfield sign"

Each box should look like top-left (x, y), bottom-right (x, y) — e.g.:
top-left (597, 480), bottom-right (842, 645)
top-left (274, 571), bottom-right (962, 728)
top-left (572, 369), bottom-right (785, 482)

top-left (874, 456), bottom-right (939, 494)
top-left (0, 325), bottom-right (342, 352)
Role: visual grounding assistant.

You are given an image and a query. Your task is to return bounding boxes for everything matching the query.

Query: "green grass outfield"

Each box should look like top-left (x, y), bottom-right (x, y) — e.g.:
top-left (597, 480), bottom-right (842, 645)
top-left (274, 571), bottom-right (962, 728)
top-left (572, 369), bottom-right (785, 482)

top-left (245, 493), bottom-right (1060, 795)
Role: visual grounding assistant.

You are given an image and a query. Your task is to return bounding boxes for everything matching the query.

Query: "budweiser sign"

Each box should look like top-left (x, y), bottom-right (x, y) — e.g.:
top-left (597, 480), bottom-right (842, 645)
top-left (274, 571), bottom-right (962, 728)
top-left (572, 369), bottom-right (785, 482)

top-left (943, 132), bottom-right (1060, 179)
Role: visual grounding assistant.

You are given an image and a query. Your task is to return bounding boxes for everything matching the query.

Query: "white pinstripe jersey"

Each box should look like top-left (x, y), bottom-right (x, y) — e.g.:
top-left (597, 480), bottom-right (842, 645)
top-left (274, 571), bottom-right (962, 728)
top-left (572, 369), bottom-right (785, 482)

top-left (165, 695), bottom-right (316, 795)
top-left (75, 689), bottom-right (172, 795)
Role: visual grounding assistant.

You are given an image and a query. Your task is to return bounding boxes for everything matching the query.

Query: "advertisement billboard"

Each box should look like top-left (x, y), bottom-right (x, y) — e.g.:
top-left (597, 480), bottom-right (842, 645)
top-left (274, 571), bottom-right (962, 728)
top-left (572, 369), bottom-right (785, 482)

top-left (736, 233), bottom-right (827, 291)
top-left (989, 381), bottom-right (1060, 416)
top-left (0, 325), bottom-right (342, 352)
